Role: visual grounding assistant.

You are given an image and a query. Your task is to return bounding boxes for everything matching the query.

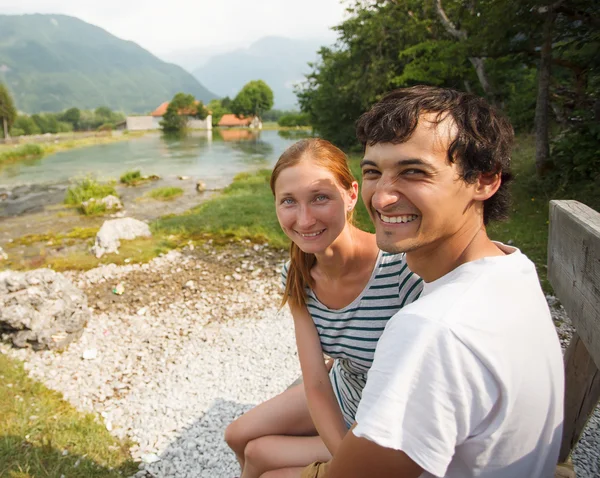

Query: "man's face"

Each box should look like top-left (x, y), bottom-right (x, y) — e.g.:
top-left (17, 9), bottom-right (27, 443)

top-left (360, 115), bottom-right (481, 255)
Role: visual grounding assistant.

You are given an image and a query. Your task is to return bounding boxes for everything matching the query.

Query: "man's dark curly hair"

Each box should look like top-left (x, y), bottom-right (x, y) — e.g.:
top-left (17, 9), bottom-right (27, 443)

top-left (356, 86), bottom-right (514, 224)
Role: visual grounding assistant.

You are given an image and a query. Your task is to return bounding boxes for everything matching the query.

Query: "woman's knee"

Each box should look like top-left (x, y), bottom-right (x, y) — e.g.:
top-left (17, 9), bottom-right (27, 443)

top-left (243, 437), bottom-right (271, 472)
top-left (224, 418), bottom-right (247, 453)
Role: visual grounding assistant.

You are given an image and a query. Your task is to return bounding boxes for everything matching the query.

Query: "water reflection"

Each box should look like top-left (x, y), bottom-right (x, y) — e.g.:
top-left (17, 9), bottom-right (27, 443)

top-left (0, 130), bottom-right (310, 188)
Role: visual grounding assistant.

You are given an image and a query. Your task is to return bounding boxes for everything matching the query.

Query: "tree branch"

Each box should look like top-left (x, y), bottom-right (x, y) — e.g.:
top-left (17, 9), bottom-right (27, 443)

top-left (435, 0), bottom-right (467, 40)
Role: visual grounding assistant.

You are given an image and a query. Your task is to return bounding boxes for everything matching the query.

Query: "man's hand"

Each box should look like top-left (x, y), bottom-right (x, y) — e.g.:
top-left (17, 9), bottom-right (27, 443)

top-left (325, 427), bottom-right (423, 478)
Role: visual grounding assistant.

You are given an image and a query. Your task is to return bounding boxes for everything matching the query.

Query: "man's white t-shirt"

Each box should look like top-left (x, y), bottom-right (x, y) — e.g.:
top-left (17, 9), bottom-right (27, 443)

top-left (353, 243), bottom-right (564, 478)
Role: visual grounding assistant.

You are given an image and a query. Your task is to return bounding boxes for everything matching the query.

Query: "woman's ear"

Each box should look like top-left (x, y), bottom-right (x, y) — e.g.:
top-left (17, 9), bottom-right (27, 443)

top-left (348, 181), bottom-right (359, 210)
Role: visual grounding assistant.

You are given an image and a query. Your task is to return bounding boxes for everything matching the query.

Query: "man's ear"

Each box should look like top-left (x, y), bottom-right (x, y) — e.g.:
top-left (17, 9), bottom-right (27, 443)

top-left (474, 172), bottom-right (501, 201)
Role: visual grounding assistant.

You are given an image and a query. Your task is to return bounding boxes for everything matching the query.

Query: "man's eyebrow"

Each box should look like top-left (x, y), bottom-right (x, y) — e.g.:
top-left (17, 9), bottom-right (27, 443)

top-left (360, 158), bottom-right (433, 168)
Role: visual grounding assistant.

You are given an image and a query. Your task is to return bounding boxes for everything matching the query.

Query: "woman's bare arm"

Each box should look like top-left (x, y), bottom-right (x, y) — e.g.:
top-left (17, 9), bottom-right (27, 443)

top-left (290, 303), bottom-right (348, 455)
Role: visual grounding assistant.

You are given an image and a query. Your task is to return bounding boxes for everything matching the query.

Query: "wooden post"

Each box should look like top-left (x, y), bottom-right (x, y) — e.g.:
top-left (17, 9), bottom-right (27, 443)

top-left (548, 200), bottom-right (600, 463)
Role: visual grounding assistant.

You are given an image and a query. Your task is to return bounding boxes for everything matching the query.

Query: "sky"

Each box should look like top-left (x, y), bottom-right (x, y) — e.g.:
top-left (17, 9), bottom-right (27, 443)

top-left (0, 0), bottom-right (348, 56)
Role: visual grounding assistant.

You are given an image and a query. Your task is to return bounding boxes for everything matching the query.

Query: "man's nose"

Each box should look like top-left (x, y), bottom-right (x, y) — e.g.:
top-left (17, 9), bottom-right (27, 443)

top-left (371, 179), bottom-right (402, 211)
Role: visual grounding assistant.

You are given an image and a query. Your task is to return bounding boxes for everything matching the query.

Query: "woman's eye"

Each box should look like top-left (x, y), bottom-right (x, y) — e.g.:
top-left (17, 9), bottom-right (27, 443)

top-left (281, 198), bottom-right (295, 205)
top-left (315, 195), bottom-right (328, 202)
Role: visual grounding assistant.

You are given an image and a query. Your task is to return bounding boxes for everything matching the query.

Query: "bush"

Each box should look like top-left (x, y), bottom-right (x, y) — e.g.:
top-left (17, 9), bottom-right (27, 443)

top-left (98, 123), bottom-right (114, 132)
top-left (277, 112), bottom-right (311, 127)
top-left (80, 199), bottom-right (107, 216)
top-left (120, 170), bottom-right (142, 185)
top-left (64, 177), bottom-right (117, 206)
top-left (147, 187), bottom-right (184, 200)
top-left (8, 128), bottom-right (25, 137)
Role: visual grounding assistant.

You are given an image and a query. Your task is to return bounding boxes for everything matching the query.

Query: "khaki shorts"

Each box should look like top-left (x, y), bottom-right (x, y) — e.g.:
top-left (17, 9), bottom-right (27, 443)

top-left (300, 461), bottom-right (330, 478)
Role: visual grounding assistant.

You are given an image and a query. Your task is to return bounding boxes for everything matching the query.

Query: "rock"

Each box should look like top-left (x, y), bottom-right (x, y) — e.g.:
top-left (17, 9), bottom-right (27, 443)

top-left (141, 453), bottom-right (161, 464)
top-left (0, 246), bottom-right (7, 261)
top-left (91, 218), bottom-right (152, 258)
top-left (0, 269), bottom-right (90, 350)
top-left (81, 195), bottom-right (123, 212)
top-left (82, 348), bottom-right (98, 360)
top-left (178, 176), bottom-right (190, 180)
top-left (184, 280), bottom-right (196, 290)
top-left (196, 181), bottom-right (206, 193)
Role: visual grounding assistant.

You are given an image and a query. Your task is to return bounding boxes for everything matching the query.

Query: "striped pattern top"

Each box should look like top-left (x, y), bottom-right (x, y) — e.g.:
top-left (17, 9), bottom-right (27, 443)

top-left (282, 251), bottom-right (423, 427)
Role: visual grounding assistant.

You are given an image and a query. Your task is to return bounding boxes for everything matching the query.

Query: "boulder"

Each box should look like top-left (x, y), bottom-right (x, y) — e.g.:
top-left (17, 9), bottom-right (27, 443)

top-left (196, 181), bottom-right (206, 193)
top-left (0, 246), bottom-right (7, 261)
top-left (91, 217), bottom-right (152, 258)
top-left (0, 268), bottom-right (90, 350)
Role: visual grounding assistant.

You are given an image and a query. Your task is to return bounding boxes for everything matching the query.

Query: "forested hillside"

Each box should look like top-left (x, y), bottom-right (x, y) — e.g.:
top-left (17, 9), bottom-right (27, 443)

top-left (0, 14), bottom-right (217, 113)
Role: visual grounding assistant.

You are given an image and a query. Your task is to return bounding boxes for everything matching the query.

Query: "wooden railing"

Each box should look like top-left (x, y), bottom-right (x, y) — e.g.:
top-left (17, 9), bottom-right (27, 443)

top-left (548, 200), bottom-right (600, 468)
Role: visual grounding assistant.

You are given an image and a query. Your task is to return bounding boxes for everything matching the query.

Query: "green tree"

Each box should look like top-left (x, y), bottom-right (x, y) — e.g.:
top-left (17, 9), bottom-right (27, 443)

top-left (231, 80), bottom-right (274, 119)
top-left (60, 107), bottom-right (81, 130)
top-left (12, 115), bottom-right (41, 136)
top-left (160, 92), bottom-right (196, 133)
top-left (0, 83), bottom-right (17, 139)
top-left (195, 101), bottom-right (208, 120)
top-left (207, 99), bottom-right (231, 126)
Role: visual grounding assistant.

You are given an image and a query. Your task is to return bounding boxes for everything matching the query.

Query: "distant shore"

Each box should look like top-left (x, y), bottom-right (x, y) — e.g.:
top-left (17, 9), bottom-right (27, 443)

top-left (0, 131), bottom-right (146, 165)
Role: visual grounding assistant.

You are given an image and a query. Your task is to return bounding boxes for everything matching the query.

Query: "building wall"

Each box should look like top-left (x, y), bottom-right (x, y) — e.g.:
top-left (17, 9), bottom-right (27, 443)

top-left (125, 115), bottom-right (212, 131)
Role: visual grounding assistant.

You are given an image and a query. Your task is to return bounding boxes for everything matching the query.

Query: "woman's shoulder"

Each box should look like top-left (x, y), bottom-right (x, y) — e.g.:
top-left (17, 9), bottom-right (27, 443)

top-left (376, 251), bottom-right (408, 270)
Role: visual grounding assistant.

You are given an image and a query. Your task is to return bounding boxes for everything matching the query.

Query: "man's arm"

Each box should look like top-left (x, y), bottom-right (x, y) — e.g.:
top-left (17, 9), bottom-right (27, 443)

top-left (326, 427), bottom-right (423, 478)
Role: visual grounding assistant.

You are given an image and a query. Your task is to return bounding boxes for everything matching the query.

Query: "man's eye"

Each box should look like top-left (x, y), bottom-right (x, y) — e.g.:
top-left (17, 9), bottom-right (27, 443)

top-left (403, 169), bottom-right (424, 175)
top-left (362, 169), bottom-right (379, 177)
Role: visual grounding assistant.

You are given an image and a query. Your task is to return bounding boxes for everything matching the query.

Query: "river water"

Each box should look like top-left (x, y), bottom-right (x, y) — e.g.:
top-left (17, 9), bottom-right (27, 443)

top-left (0, 130), bottom-right (307, 261)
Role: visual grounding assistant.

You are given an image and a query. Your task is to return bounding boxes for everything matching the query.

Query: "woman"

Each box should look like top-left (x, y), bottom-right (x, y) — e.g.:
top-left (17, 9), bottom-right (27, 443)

top-left (225, 138), bottom-right (422, 478)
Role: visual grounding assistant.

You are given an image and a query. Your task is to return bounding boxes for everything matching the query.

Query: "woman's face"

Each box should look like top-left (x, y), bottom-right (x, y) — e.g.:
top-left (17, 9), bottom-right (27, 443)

top-left (273, 158), bottom-right (358, 254)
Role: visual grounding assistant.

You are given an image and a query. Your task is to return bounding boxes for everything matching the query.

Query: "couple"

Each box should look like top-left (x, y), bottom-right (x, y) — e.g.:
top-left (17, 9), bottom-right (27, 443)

top-left (225, 86), bottom-right (564, 478)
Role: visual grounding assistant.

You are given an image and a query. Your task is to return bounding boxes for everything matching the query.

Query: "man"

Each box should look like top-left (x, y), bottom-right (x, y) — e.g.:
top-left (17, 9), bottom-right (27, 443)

top-left (307, 86), bottom-right (564, 478)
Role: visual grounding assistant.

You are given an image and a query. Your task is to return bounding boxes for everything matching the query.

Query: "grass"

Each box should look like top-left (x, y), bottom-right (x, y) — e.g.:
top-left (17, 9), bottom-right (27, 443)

top-left (119, 170), bottom-right (142, 186)
top-left (0, 144), bottom-right (44, 163)
top-left (154, 169), bottom-right (289, 247)
top-left (147, 186), bottom-right (183, 201)
top-left (0, 353), bottom-right (138, 478)
top-left (64, 178), bottom-right (117, 205)
top-left (0, 132), bottom-right (146, 166)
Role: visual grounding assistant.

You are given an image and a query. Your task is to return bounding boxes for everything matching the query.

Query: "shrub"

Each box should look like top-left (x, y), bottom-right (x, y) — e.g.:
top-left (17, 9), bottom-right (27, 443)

top-left (147, 187), bottom-right (184, 200)
top-left (277, 112), bottom-right (311, 127)
top-left (0, 143), bottom-right (44, 162)
top-left (64, 177), bottom-right (117, 205)
top-left (98, 123), bottom-right (114, 132)
top-left (80, 199), bottom-right (107, 216)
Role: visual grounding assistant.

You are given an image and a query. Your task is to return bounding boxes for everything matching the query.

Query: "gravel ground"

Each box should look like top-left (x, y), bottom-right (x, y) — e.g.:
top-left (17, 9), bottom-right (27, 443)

top-left (2, 242), bottom-right (599, 477)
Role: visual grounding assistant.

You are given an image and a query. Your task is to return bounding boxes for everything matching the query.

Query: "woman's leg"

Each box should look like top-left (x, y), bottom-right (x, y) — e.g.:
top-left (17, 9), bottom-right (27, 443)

top-left (224, 383), bottom-right (317, 468)
top-left (259, 467), bottom-right (306, 478)
top-left (243, 435), bottom-right (331, 478)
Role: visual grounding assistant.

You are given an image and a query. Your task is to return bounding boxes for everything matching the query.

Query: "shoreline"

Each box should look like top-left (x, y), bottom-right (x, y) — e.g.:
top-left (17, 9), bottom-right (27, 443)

top-left (0, 131), bottom-right (147, 166)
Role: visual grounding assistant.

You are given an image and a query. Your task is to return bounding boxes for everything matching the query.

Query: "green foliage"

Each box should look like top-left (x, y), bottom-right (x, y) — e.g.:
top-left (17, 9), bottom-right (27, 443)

top-left (0, 143), bottom-right (43, 163)
top-left (0, 354), bottom-right (138, 478)
top-left (64, 177), bottom-right (117, 206)
top-left (548, 119), bottom-right (600, 198)
top-left (59, 107), bottom-right (81, 129)
top-left (97, 123), bottom-right (114, 131)
top-left (207, 99), bottom-right (231, 126)
top-left (231, 80), bottom-right (274, 119)
top-left (147, 187), bottom-right (184, 200)
top-left (0, 14), bottom-right (216, 113)
top-left (12, 115), bottom-right (41, 135)
top-left (120, 170), bottom-right (142, 185)
top-left (0, 82), bottom-right (17, 137)
top-left (160, 92), bottom-right (196, 133)
top-left (277, 112), bottom-right (311, 127)
top-left (195, 101), bottom-right (208, 120)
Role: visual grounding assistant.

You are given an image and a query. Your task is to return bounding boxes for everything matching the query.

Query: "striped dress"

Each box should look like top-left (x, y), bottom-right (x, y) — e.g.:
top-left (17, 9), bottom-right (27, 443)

top-left (281, 251), bottom-right (423, 427)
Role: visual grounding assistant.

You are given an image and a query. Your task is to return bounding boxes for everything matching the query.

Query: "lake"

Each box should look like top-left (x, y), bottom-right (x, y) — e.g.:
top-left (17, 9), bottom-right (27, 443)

top-left (0, 130), bottom-right (302, 189)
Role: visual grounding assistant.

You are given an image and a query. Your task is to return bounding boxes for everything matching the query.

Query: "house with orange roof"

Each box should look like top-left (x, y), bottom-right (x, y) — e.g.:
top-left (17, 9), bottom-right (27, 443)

top-left (124, 100), bottom-right (212, 131)
top-left (218, 114), bottom-right (262, 129)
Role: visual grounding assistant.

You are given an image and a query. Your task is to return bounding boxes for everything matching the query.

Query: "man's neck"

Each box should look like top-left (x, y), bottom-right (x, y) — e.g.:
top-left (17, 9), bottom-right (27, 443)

top-left (406, 224), bottom-right (504, 283)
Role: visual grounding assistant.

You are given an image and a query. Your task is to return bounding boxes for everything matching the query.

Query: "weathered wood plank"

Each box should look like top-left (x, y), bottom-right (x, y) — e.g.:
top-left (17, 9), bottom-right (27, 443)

top-left (548, 200), bottom-right (600, 369)
top-left (559, 333), bottom-right (600, 462)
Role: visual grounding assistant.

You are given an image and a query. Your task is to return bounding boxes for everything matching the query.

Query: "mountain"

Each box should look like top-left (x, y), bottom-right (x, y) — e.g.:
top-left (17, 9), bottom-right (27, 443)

top-left (0, 14), bottom-right (218, 113)
top-left (192, 36), bottom-right (328, 110)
